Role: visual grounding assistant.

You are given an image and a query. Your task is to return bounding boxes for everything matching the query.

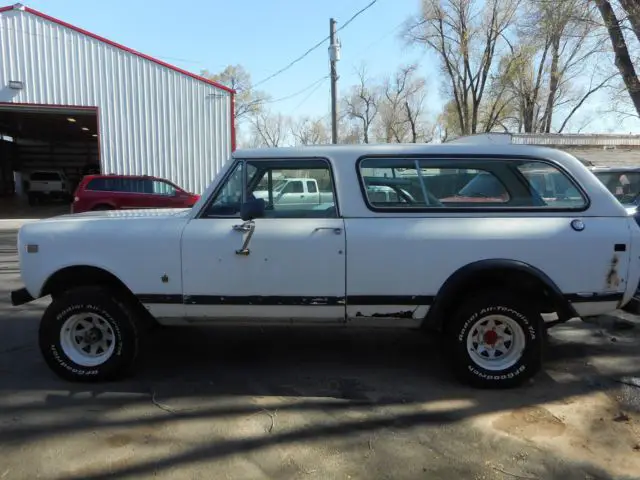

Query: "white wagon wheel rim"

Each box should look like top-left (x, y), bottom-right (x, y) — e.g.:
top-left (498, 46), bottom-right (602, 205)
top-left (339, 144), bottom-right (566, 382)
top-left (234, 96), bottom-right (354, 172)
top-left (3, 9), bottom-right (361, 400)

top-left (59, 312), bottom-right (116, 367)
top-left (466, 314), bottom-right (526, 371)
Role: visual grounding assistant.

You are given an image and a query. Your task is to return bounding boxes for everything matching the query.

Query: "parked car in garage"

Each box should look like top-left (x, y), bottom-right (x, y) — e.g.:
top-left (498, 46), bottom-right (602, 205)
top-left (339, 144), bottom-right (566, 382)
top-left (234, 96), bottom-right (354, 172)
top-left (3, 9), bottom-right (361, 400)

top-left (70, 174), bottom-right (200, 213)
top-left (26, 169), bottom-right (72, 205)
top-left (10, 144), bottom-right (640, 389)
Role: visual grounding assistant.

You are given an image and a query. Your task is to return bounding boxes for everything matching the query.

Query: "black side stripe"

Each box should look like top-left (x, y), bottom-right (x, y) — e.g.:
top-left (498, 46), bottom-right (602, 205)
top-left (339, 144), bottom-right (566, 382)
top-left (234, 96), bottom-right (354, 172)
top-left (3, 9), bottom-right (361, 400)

top-left (137, 293), bottom-right (623, 306)
top-left (564, 293), bottom-right (623, 303)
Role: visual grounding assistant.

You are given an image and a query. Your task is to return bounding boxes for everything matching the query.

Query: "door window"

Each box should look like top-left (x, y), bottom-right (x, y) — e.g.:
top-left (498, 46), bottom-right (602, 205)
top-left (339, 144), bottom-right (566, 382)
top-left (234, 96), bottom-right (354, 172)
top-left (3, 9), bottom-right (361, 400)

top-left (202, 159), bottom-right (337, 218)
top-left (152, 180), bottom-right (176, 196)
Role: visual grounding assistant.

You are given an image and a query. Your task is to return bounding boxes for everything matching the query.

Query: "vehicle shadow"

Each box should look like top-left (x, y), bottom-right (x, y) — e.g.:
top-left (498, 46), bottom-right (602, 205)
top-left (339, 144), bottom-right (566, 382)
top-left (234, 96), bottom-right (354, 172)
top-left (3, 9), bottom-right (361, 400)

top-left (1, 318), bottom-right (639, 479)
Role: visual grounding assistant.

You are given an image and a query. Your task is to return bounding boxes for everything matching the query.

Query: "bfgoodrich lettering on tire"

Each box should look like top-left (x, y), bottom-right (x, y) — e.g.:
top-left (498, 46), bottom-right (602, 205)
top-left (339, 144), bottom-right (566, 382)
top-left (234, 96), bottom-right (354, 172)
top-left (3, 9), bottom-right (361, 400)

top-left (448, 290), bottom-right (543, 389)
top-left (39, 286), bottom-right (139, 382)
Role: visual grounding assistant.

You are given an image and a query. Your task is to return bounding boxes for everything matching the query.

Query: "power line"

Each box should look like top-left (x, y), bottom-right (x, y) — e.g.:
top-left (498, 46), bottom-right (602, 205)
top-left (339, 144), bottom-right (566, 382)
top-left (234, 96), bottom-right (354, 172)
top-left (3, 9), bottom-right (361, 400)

top-left (336, 0), bottom-right (379, 33)
top-left (258, 75), bottom-right (330, 105)
top-left (291, 77), bottom-right (330, 114)
top-left (251, 0), bottom-right (379, 89)
top-left (350, 19), bottom-right (405, 62)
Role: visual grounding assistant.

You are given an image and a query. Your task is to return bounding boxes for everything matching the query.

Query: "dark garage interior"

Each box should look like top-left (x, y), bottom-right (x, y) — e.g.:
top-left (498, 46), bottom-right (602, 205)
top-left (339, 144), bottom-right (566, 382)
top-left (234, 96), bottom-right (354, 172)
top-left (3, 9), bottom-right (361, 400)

top-left (0, 105), bottom-right (101, 202)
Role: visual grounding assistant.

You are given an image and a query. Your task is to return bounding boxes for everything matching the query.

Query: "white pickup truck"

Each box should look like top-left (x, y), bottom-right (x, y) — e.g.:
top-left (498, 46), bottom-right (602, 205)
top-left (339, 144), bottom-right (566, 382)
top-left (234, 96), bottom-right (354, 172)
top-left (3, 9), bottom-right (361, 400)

top-left (10, 144), bottom-right (640, 388)
top-left (252, 177), bottom-right (334, 209)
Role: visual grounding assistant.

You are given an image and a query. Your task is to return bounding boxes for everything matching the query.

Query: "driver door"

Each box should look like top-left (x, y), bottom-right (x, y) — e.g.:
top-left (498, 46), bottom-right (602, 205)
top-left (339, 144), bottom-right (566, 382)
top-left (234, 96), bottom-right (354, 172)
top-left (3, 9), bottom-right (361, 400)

top-left (181, 158), bottom-right (346, 323)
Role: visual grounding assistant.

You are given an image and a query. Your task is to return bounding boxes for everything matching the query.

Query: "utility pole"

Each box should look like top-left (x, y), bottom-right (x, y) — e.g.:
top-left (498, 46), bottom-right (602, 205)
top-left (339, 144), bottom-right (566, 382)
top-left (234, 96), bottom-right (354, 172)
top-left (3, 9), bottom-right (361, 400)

top-left (329, 18), bottom-right (340, 144)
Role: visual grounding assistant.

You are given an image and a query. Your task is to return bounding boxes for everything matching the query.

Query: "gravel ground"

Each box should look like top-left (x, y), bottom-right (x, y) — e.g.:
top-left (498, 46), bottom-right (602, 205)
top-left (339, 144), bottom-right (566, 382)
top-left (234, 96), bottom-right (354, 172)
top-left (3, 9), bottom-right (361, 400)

top-left (1, 224), bottom-right (639, 480)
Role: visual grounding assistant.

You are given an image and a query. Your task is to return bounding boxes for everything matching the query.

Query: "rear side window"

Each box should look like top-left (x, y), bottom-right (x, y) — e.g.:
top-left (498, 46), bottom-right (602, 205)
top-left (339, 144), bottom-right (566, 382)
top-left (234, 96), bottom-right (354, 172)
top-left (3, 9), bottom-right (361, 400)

top-left (306, 180), bottom-right (318, 193)
top-left (85, 177), bottom-right (147, 193)
top-left (31, 172), bottom-right (61, 181)
top-left (85, 178), bottom-right (111, 191)
top-left (358, 157), bottom-right (587, 210)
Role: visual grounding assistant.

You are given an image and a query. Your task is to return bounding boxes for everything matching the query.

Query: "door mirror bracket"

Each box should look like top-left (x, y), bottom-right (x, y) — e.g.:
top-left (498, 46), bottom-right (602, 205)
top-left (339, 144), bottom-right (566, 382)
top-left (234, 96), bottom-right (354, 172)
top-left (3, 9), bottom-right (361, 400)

top-left (240, 198), bottom-right (266, 221)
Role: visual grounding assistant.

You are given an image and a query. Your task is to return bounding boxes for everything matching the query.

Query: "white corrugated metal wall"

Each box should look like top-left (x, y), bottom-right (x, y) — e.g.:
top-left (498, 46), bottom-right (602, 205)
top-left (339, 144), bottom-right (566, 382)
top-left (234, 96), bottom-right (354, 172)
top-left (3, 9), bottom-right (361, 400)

top-left (0, 5), bottom-right (233, 194)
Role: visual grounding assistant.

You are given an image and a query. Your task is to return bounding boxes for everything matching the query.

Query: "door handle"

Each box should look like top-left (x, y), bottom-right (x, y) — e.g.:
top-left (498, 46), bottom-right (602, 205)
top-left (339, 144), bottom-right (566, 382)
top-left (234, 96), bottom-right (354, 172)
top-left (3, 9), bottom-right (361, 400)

top-left (313, 227), bottom-right (342, 234)
top-left (232, 223), bottom-right (252, 232)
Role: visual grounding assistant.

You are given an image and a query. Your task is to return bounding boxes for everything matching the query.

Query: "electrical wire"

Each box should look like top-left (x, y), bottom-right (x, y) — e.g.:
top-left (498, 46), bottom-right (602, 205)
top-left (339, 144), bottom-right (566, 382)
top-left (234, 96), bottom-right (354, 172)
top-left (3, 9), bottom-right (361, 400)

top-left (251, 0), bottom-right (379, 89)
top-left (258, 75), bottom-right (330, 105)
top-left (290, 77), bottom-right (330, 114)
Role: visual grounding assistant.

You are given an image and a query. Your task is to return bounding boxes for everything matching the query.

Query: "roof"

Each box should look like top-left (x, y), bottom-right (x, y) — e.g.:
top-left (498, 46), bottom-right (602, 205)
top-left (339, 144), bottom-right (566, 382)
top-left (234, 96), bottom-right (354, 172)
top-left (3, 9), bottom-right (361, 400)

top-left (0, 3), bottom-right (235, 95)
top-left (233, 143), bottom-right (582, 161)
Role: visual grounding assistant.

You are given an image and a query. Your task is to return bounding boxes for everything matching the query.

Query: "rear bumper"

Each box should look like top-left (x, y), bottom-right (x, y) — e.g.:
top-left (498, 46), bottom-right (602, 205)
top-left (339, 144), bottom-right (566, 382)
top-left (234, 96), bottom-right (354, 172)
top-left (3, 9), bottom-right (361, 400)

top-left (10, 287), bottom-right (35, 306)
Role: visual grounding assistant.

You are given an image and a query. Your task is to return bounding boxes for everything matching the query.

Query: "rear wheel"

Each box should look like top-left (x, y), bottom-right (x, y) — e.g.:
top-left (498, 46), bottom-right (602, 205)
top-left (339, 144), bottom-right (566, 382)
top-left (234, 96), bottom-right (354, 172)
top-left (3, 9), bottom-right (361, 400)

top-left (39, 287), bottom-right (139, 382)
top-left (447, 290), bottom-right (544, 388)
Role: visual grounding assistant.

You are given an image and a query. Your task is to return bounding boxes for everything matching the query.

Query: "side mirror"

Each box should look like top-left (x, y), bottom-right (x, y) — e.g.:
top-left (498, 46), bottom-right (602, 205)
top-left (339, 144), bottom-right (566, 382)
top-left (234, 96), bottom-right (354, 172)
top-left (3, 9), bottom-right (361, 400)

top-left (240, 198), bottom-right (266, 221)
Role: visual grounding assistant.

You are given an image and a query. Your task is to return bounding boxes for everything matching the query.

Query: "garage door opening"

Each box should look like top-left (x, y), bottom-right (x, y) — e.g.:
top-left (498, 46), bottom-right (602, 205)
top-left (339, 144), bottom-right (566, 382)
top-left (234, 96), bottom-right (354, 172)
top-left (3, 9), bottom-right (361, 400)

top-left (0, 105), bottom-right (100, 211)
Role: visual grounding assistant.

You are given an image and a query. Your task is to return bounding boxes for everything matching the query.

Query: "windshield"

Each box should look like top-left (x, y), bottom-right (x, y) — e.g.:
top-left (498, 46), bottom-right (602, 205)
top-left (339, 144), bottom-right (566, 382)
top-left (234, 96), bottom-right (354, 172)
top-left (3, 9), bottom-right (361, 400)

top-left (593, 171), bottom-right (640, 204)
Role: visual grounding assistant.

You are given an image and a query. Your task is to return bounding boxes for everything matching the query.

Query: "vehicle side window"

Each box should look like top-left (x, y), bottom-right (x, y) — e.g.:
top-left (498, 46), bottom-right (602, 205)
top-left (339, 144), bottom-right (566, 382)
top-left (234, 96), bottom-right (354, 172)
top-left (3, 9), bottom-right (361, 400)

top-left (283, 181), bottom-right (304, 194)
top-left (86, 178), bottom-right (108, 191)
top-left (31, 172), bottom-right (61, 181)
top-left (359, 158), bottom-right (508, 208)
top-left (203, 162), bottom-right (246, 217)
top-left (247, 160), bottom-right (337, 218)
top-left (153, 180), bottom-right (176, 196)
top-left (358, 157), bottom-right (586, 210)
top-left (201, 159), bottom-right (338, 219)
top-left (516, 161), bottom-right (587, 208)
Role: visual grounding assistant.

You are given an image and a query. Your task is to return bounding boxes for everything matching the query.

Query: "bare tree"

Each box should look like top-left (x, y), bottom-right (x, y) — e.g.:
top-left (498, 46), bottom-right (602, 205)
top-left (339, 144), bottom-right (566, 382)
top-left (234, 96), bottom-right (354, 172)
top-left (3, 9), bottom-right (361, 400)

top-left (502, 0), bottom-right (613, 133)
top-left (618, 0), bottom-right (640, 41)
top-left (201, 64), bottom-right (270, 122)
top-left (250, 110), bottom-right (289, 147)
top-left (343, 65), bottom-right (380, 143)
top-left (290, 116), bottom-right (330, 145)
top-left (404, 0), bottom-right (520, 135)
top-left (595, 0), bottom-right (640, 117)
top-left (377, 70), bottom-right (409, 142)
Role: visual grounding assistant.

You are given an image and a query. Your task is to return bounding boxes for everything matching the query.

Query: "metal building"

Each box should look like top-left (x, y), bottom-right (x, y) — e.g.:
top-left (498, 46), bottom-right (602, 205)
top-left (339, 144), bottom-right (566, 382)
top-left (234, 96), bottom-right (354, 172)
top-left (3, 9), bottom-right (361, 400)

top-left (0, 3), bottom-right (235, 196)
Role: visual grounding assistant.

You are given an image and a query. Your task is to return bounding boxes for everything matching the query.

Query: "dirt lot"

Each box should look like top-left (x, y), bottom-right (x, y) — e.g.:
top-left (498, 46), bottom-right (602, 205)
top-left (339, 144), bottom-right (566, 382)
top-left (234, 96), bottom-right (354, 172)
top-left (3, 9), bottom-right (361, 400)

top-left (1, 223), bottom-right (640, 480)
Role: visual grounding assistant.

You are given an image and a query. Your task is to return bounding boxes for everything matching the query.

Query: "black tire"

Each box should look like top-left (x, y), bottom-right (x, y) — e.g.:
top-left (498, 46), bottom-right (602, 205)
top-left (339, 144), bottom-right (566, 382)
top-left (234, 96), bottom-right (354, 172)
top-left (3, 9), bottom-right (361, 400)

top-left (447, 289), bottom-right (544, 389)
top-left (39, 287), bottom-right (139, 382)
top-left (91, 204), bottom-right (113, 211)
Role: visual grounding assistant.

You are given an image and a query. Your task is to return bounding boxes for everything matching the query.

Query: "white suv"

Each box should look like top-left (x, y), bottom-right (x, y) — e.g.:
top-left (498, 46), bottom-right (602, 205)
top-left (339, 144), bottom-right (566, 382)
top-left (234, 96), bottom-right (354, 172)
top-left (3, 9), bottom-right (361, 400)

top-left (10, 144), bottom-right (640, 388)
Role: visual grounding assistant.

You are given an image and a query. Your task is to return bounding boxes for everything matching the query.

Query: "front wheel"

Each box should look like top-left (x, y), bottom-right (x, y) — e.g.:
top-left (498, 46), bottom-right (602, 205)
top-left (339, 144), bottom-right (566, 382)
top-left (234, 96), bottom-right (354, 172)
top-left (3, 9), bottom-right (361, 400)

top-left (447, 290), bottom-right (544, 389)
top-left (39, 287), bottom-right (139, 382)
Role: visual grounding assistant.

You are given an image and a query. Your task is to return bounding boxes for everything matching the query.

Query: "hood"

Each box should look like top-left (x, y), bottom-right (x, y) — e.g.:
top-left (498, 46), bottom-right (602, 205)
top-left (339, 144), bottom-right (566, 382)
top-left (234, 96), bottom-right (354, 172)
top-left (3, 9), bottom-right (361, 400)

top-left (39, 208), bottom-right (193, 222)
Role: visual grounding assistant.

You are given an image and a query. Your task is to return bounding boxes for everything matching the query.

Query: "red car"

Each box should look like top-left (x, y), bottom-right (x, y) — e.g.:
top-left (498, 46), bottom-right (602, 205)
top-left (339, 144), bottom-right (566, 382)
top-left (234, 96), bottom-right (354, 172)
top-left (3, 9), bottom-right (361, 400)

top-left (71, 174), bottom-right (200, 213)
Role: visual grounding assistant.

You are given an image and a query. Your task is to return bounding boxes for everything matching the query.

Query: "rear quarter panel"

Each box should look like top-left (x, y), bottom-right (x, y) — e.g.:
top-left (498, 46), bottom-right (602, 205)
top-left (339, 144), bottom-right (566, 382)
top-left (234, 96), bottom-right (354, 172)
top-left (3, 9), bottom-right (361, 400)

top-left (344, 215), bottom-right (631, 317)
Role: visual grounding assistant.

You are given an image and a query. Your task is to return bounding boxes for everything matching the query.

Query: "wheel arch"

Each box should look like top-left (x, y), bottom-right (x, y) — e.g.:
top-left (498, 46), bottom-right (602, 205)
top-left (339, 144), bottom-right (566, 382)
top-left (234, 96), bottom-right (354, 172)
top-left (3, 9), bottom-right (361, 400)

top-left (424, 259), bottom-right (578, 331)
top-left (42, 265), bottom-right (131, 298)
top-left (41, 265), bottom-right (156, 328)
